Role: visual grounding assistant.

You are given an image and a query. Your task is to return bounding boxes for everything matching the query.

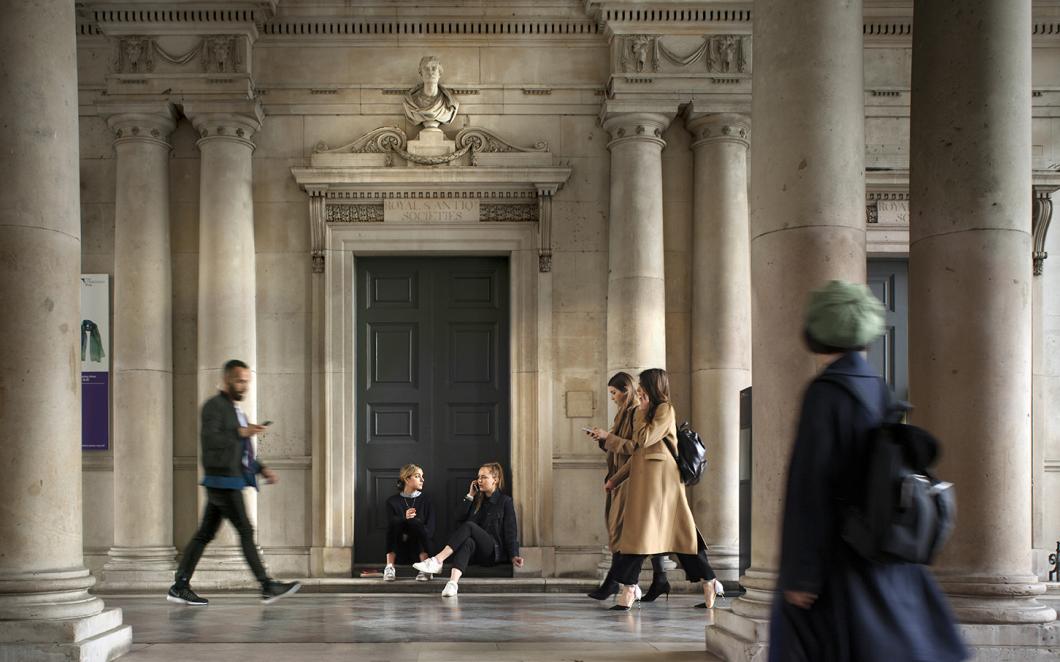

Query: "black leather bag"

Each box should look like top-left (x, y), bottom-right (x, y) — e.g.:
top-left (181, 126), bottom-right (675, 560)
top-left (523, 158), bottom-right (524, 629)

top-left (669, 422), bottom-right (708, 485)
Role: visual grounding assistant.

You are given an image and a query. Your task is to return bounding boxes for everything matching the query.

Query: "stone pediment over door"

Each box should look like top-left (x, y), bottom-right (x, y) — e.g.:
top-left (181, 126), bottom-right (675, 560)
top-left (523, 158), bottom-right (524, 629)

top-left (290, 125), bottom-right (573, 273)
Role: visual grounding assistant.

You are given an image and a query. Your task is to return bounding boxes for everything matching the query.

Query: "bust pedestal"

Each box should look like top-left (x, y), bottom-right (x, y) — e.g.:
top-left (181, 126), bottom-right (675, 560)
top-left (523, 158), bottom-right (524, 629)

top-left (406, 127), bottom-right (455, 159)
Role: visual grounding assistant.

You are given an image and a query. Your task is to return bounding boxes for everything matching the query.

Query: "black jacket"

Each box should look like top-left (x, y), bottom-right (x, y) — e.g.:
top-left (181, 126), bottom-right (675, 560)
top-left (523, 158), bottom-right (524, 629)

top-left (200, 392), bottom-right (266, 477)
top-left (385, 492), bottom-right (436, 539)
top-left (456, 490), bottom-right (520, 562)
top-left (770, 352), bottom-right (966, 662)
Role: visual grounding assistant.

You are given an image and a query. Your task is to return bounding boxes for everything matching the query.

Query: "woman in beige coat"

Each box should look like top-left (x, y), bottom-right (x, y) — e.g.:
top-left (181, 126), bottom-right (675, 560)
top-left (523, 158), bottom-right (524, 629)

top-left (586, 372), bottom-right (671, 602)
top-left (590, 368), bottom-right (724, 610)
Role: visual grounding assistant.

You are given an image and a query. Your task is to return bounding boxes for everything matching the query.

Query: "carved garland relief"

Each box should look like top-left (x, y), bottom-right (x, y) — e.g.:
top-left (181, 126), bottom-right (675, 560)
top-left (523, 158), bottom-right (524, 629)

top-left (619, 34), bottom-right (751, 74)
top-left (113, 35), bottom-right (244, 74)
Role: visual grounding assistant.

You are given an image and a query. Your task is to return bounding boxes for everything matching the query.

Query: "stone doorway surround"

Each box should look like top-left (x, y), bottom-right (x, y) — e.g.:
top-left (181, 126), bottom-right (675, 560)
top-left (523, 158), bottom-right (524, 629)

top-left (292, 126), bottom-right (571, 577)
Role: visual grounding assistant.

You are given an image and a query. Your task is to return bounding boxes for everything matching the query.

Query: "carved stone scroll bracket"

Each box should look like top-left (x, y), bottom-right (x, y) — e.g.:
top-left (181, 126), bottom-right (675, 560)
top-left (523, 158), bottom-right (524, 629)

top-left (1033, 185), bottom-right (1058, 276)
top-left (309, 194), bottom-right (326, 274)
top-left (312, 125), bottom-right (549, 167)
top-left (537, 187), bottom-right (557, 273)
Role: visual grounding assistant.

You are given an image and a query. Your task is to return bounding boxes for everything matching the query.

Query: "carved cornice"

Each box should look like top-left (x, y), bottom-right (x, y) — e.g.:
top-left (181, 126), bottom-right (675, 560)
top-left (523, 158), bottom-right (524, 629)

top-left (686, 112), bottom-right (750, 148)
top-left (79, 1), bottom-right (276, 39)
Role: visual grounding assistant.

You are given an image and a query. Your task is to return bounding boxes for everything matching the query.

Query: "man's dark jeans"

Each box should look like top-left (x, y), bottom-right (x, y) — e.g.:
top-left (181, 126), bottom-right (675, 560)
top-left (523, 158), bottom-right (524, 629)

top-left (175, 487), bottom-right (268, 585)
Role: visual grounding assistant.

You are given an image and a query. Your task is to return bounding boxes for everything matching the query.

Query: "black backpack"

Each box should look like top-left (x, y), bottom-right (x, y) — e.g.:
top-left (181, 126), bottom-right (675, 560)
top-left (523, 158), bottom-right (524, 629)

top-left (668, 421), bottom-right (707, 486)
top-left (819, 376), bottom-right (956, 565)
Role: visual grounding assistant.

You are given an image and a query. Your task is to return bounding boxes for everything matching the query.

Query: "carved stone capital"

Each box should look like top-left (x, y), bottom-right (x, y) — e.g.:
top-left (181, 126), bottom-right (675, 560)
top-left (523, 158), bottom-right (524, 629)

top-left (686, 112), bottom-right (751, 149)
top-left (186, 101), bottom-right (264, 149)
top-left (602, 112), bottom-right (671, 149)
top-left (103, 103), bottom-right (178, 148)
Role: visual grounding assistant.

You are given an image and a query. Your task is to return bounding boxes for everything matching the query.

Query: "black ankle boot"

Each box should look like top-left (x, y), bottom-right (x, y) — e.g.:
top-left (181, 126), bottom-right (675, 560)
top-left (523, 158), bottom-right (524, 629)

top-left (587, 578), bottom-right (620, 600)
top-left (641, 575), bottom-right (671, 603)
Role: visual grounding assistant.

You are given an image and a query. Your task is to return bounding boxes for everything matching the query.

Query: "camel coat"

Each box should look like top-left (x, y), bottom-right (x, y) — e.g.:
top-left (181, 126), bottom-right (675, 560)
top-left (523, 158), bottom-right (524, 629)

top-left (604, 402), bottom-right (698, 555)
top-left (601, 404), bottom-right (636, 549)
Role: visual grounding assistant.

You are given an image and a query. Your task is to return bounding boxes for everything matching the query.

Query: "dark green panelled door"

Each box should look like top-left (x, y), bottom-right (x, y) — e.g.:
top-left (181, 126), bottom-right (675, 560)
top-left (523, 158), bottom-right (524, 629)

top-left (354, 257), bottom-right (510, 563)
top-left (867, 259), bottom-right (909, 400)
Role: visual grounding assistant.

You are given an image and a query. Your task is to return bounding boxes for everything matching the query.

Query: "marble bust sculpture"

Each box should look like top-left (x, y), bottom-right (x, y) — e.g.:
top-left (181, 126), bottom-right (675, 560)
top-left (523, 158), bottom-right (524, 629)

top-left (403, 55), bottom-right (459, 129)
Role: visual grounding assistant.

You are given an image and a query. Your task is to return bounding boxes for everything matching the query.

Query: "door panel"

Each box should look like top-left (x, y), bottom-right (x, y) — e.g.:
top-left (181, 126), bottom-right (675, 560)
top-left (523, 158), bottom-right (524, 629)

top-left (867, 259), bottom-right (909, 400)
top-left (355, 257), bottom-right (510, 563)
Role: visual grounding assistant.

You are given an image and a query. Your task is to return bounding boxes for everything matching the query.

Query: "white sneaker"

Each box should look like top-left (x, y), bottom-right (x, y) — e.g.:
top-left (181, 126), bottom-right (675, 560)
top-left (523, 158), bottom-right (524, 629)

top-left (383, 566), bottom-right (396, 582)
top-left (441, 580), bottom-right (459, 597)
top-left (415, 571), bottom-right (431, 582)
top-left (413, 557), bottom-right (443, 575)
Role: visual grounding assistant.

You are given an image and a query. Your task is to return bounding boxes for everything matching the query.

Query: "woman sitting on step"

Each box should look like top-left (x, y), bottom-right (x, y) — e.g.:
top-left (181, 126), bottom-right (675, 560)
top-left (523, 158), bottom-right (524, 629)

top-left (414, 462), bottom-right (525, 597)
top-left (383, 464), bottom-right (436, 582)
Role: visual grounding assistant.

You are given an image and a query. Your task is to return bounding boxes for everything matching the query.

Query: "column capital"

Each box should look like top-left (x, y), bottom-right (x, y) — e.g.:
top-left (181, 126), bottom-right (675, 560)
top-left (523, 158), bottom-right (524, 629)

top-left (184, 99), bottom-right (264, 149)
top-left (101, 102), bottom-right (177, 148)
top-left (686, 112), bottom-right (751, 149)
top-left (601, 112), bottom-right (671, 149)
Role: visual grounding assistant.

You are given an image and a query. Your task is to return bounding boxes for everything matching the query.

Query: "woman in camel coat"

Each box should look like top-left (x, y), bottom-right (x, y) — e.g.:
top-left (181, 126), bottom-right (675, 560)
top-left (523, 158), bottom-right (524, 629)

top-left (586, 372), bottom-right (670, 601)
top-left (592, 368), bottom-right (724, 610)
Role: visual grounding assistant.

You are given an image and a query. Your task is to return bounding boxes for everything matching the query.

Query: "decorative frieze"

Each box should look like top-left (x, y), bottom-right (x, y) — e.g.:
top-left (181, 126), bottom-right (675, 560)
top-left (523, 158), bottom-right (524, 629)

top-left (617, 34), bottom-right (751, 75)
top-left (326, 204), bottom-right (384, 223)
top-left (481, 203), bottom-right (538, 223)
top-left (112, 35), bottom-right (245, 74)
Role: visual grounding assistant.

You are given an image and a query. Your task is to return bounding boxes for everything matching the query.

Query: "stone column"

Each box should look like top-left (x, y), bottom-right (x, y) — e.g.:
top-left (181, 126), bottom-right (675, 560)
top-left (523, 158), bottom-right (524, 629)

top-left (706, 0), bottom-right (866, 657)
top-left (686, 113), bottom-right (752, 583)
top-left (602, 112), bottom-right (672, 379)
top-left (101, 105), bottom-right (179, 590)
top-left (0, 0), bottom-right (131, 657)
top-left (185, 104), bottom-right (264, 586)
top-left (909, 0), bottom-right (1057, 642)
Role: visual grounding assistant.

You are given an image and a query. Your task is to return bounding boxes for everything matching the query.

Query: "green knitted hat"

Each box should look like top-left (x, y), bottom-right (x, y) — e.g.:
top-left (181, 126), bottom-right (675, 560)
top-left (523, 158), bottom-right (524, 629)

top-left (804, 280), bottom-right (885, 350)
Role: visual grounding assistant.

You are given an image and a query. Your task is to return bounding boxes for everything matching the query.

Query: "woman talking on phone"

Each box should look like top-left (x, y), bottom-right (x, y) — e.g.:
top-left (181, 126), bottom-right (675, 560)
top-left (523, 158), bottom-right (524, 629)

top-left (586, 372), bottom-right (672, 602)
top-left (414, 462), bottom-right (524, 597)
top-left (588, 368), bottom-right (723, 611)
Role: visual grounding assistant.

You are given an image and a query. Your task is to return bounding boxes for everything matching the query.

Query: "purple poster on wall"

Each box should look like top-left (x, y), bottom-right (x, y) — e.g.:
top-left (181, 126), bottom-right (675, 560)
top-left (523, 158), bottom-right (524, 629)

top-left (81, 275), bottom-right (110, 450)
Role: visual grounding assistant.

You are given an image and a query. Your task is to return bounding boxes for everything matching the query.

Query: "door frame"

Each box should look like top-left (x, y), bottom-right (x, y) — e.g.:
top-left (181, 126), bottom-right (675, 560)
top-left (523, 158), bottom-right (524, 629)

top-left (311, 221), bottom-right (551, 575)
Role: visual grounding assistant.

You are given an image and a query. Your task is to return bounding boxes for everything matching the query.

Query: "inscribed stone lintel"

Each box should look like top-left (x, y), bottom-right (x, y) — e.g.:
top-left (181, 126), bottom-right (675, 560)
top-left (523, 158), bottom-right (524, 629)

top-left (383, 198), bottom-right (480, 223)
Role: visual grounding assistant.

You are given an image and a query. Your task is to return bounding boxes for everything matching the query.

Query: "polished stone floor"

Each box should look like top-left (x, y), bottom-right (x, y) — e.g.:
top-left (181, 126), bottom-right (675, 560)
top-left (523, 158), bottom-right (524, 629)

top-left (108, 592), bottom-right (725, 661)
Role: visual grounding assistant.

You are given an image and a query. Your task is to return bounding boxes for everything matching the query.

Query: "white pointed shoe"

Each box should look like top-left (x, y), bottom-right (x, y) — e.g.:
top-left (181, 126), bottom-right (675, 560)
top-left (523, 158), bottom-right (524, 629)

top-left (413, 557), bottom-right (443, 575)
top-left (633, 584), bottom-right (643, 601)
top-left (441, 580), bottom-right (459, 597)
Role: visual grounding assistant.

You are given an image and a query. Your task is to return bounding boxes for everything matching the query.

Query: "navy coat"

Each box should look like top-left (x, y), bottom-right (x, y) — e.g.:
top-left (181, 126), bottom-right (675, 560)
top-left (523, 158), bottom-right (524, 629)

top-left (769, 352), bottom-right (967, 662)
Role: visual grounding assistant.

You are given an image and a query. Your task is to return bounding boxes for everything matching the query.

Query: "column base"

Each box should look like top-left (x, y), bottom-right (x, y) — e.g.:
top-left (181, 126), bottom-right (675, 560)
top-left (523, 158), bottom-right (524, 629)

top-left (939, 574), bottom-right (1058, 624)
top-left (310, 546), bottom-right (352, 577)
top-left (707, 545), bottom-right (741, 584)
top-left (99, 546), bottom-right (177, 591)
top-left (705, 605), bottom-right (771, 662)
top-left (0, 608), bottom-right (131, 662)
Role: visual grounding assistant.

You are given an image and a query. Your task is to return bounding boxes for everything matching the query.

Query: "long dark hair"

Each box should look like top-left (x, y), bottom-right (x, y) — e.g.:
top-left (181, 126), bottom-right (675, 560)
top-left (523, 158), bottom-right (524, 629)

top-left (607, 372), bottom-right (637, 411)
top-left (638, 368), bottom-right (671, 424)
top-left (473, 462), bottom-right (506, 512)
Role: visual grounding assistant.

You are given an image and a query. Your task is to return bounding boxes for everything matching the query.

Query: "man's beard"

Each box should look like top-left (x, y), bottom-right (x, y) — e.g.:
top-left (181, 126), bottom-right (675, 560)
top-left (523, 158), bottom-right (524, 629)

top-left (229, 390), bottom-right (245, 401)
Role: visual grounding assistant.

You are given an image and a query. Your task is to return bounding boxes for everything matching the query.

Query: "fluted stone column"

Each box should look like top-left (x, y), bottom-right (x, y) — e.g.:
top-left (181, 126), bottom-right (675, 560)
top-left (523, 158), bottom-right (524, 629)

top-left (602, 112), bottom-right (672, 378)
top-left (101, 105), bottom-right (179, 590)
top-left (686, 113), bottom-right (752, 584)
top-left (706, 0), bottom-right (866, 657)
top-left (185, 105), bottom-right (264, 586)
top-left (909, 0), bottom-right (1057, 643)
top-left (0, 0), bottom-right (131, 657)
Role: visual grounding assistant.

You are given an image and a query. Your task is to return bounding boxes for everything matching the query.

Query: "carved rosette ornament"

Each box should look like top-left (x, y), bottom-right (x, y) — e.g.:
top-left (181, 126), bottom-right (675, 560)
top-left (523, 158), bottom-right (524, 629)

top-left (602, 113), bottom-right (669, 150)
top-left (687, 113), bottom-right (751, 150)
top-left (106, 106), bottom-right (178, 149)
top-left (190, 111), bottom-right (262, 150)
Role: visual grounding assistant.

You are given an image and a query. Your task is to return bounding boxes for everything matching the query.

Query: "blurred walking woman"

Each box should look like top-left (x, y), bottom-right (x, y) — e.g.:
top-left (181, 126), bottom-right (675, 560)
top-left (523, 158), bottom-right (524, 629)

top-left (587, 372), bottom-right (671, 602)
top-left (592, 368), bottom-right (724, 610)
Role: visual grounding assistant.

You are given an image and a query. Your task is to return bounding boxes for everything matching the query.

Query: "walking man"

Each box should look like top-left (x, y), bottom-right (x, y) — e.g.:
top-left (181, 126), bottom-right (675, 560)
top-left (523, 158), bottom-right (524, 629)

top-left (167, 359), bottom-right (300, 606)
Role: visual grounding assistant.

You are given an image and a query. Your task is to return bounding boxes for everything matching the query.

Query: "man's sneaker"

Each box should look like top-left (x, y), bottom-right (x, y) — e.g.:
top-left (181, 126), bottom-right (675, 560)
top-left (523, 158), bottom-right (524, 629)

top-left (383, 566), bottom-right (396, 582)
top-left (261, 580), bottom-right (301, 605)
top-left (413, 556), bottom-right (443, 575)
top-left (166, 584), bottom-right (208, 606)
top-left (441, 580), bottom-right (459, 597)
top-left (415, 571), bottom-right (431, 582)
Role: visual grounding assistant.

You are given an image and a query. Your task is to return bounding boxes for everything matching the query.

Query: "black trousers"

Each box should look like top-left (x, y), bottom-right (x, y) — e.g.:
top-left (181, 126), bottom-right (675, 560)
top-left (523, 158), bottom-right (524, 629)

top-left (175, 487), bottom-right (268, 585)
top-left (604, 553), bottom-right (668, 584)
top-left (446, 521), bottom-right (498, 572)
top-left (386, 518), bottom-right (433, 556)
top-left (611, 537), bottom-right (715, 585)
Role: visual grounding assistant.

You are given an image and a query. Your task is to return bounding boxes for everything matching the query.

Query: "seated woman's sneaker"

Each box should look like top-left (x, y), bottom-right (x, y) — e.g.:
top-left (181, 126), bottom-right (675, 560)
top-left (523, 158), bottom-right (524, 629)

top-left (441, 580), bottom-right (459, 597)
